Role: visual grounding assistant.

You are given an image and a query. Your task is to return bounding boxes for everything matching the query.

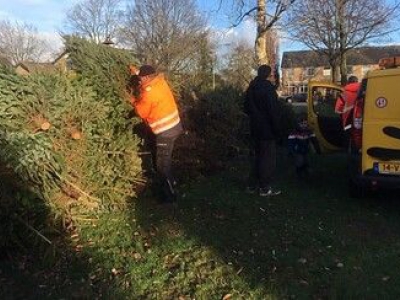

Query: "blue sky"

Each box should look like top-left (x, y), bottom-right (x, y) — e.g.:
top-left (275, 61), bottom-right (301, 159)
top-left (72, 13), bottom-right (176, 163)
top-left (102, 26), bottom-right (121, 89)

top-left (0, 0), bottom-right (259, 58)
top-left (1, 0), bottom-right (398, 59)
top-left (0, 0), bottom-right (251, 51)
top-left (0, 0), bottom-right (79, 53)
top-left (0, 0), bottom-right (76, 32)
top-left (0, 0), bottom-right (236, 36)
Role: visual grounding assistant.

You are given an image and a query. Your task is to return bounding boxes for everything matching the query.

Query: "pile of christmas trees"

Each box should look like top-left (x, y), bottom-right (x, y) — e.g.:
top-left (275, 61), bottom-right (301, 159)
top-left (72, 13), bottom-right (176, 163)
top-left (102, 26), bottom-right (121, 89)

top-left (0, 37), bottom-right (143, 217)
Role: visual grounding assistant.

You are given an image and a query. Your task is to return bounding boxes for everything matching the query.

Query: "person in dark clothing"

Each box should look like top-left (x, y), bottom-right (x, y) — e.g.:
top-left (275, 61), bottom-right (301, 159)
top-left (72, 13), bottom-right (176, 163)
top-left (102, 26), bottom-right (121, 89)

top-left (244, 64), bottom-right (282, 197)
top-left (288, 116), bottom-right (321, 178)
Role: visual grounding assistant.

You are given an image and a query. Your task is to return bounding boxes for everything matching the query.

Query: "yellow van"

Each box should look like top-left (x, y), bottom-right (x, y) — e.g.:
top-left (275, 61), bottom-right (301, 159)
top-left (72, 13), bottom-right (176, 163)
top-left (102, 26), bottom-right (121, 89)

top-left (307, 57), bottom-right (400, 197)
top-left (348, 58), bottom-right (400, 197)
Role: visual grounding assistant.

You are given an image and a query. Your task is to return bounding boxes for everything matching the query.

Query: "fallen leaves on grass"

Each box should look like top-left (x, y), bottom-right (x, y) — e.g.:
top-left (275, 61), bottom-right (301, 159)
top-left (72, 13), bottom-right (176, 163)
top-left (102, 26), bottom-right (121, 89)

top-left (132, 252), bottom-right (142, 261)
top-left (299, 279), bottom-right (309, 286)
top-left (213, 212), bottom-right (226, 220)
top-left (111, 268), bottom-right (120, 275)
top-left (336, 262), bottom-right (344, 268)
top-left (297, 258), bottom-right (307, 264)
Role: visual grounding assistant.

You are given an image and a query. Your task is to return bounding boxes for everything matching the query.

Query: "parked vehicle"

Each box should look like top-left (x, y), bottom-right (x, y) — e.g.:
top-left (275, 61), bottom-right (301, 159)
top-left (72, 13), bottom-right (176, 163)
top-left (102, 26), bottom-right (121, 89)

top-left (285, 93), bottom-right (307, 103)
top-left (307, 56), bottom-right (400, 198)
top-left (348, 56), bottom-right (400, 197)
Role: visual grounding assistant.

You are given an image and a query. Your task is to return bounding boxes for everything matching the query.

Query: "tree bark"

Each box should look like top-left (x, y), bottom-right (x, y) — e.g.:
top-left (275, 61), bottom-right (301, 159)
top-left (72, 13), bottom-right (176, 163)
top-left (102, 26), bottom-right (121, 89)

top-left (255, 33), bottom-right (269, 65)
top-left (255, 0), bottom-right (269, 65)
top-left (340, 53), bottom-right (347, 85)
top-left (330, 61), bottom-right (337, 83)
top-left (337, 0), bottom-right (347, 85)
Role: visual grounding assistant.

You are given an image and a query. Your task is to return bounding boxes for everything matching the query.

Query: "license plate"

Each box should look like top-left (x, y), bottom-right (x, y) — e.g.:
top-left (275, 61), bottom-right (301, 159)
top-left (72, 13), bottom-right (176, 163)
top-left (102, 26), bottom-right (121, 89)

top-left (379, 163), bottom-right (400, 174)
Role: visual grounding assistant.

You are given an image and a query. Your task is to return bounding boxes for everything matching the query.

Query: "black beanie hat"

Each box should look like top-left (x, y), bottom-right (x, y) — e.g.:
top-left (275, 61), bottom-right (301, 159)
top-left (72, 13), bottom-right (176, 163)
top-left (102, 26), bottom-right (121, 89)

top-left (138, 65), bottom-right (156, 76)
top-left (348, 75), bottom-right (358, 83)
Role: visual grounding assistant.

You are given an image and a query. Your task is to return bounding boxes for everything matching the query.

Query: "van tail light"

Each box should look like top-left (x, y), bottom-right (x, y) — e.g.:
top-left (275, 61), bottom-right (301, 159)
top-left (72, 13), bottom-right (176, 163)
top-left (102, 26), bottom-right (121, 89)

top-left (351, 97), bottom-right (364, 150)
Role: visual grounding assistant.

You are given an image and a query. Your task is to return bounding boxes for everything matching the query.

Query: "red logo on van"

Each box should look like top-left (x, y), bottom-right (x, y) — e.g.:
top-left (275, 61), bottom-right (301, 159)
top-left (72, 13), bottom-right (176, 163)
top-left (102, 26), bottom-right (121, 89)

top-left (375, 97), bottom-right (387, 108)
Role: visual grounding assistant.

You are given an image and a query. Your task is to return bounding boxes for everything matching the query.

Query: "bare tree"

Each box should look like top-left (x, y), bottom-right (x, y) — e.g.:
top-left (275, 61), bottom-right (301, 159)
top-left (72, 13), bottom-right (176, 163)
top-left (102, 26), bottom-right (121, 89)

top-left (189, 32), bottom-right (217, 92)
top-left (221, 40), bottom-right (257, 90)
top-left (287, 0), bottom-right (400, 84)
top-left (0, 20), bottom-right (49, 65)
top-left (121, 0), bottom-right (209, 75)
top-left (64, 0), bottom-right (124, 44)
top-left (231, 0), bottom-right (296, 66)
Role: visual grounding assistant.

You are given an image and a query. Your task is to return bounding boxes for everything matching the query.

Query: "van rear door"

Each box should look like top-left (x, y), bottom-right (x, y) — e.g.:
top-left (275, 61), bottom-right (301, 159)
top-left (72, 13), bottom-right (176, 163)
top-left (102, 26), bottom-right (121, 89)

top-left (307, 81), bottom-right (344, 153)
top-left (362, 69), bottom-right (400, 175)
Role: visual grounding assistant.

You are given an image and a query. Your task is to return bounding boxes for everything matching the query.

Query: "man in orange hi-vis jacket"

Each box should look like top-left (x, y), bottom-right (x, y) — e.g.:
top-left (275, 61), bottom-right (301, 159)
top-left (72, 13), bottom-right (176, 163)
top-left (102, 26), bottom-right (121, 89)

top-left (128, 65), bottom-right (183, 203)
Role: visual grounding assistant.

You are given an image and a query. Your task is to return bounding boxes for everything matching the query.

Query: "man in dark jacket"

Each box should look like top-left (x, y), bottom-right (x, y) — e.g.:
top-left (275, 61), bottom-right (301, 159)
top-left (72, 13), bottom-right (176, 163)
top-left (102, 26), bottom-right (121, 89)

top-left (244, 65), bottom-right (281, 196)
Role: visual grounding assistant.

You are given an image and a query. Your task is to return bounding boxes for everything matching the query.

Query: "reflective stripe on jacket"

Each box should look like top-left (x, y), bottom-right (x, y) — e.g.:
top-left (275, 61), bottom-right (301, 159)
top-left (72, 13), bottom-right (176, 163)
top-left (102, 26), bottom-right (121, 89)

top-left (132, 74), bottom-right (181, 135)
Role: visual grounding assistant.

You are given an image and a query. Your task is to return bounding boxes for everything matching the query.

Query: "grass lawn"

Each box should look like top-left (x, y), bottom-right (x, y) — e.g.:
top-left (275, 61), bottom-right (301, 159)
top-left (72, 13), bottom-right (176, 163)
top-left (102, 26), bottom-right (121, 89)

top-left (2, 150), bottom-right (400, 299)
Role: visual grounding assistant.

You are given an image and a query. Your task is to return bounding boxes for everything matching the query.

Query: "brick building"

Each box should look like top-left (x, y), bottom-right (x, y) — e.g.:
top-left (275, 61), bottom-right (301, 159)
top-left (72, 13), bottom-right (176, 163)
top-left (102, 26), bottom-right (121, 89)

top-left (280, 45), bottom-right (400, 96)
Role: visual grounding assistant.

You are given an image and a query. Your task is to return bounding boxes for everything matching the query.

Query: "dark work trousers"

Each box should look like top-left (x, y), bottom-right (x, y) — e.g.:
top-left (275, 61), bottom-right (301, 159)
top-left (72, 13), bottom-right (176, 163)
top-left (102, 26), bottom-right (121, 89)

top-left (154, 123), bottom-right (183, 202)
top-left (248, 139), bottom-right (277, 189)
top-left (294, 153), bottom-right (309, 174)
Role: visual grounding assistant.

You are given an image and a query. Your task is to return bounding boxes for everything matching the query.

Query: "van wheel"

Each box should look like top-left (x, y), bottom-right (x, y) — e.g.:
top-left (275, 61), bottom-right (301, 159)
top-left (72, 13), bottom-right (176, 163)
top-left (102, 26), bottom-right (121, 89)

top-left (349, 179), bottom-right (364, 198)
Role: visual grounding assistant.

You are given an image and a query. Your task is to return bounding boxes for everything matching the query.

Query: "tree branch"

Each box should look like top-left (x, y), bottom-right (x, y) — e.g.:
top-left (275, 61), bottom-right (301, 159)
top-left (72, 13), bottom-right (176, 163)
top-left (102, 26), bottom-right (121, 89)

top-left (232, 6), bottom-right (258, 27)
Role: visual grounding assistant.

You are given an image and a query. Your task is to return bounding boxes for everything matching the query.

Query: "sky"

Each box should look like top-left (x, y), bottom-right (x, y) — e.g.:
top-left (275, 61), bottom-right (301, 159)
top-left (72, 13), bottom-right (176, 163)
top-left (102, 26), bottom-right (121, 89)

top-left (1, 0), bottom-right (398, 62)
top-left (0, 0), bottom-right (79, 56)
top-left (0, 0), bottom-right (261, 60)
top-left (0, 0), bottom-right (75, 32)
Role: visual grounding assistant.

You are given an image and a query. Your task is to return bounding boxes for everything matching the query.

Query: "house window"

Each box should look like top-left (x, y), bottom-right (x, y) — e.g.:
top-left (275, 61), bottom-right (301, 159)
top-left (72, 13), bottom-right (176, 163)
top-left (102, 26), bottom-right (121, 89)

top-left (287, 84), bottom-right (295, 95)
top-left (300, 85), bottom-right (308, 93)
top-left (323, 67), bottom-right (331, 76)
top-left (287, 83), bottom-right (308, 95)
top-left (305, 67), bottom-right (315, 77)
